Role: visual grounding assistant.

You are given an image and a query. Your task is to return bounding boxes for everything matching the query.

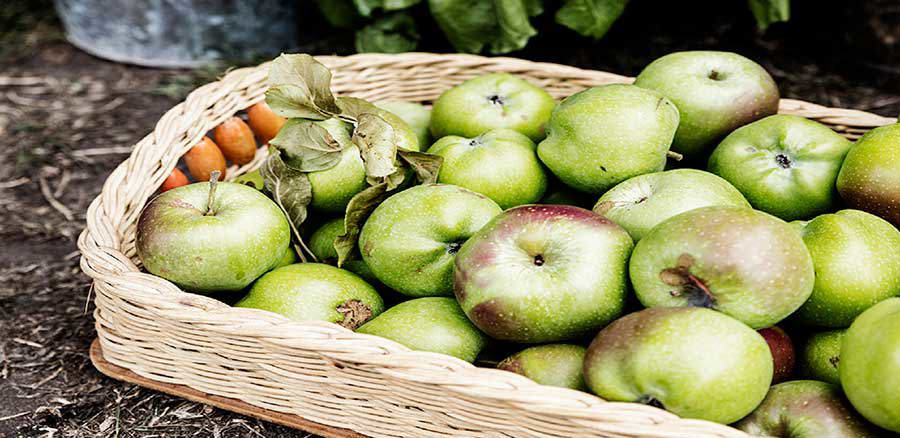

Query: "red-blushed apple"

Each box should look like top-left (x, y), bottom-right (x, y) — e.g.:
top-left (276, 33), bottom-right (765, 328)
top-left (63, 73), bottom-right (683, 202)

top-left (583, 307), bottom-right (773, 424)
top-left (454, 204), bottom-right (633, 343)
top-left (136, 180), bottom-right (290, 293)
top-left (837, 123), bottom-right (900, 227)
top-left (629, 206), bottom-right (814, 329)
top-left (758, 326), bottom-right (795, 383)
top-left (735, 380), bottom-right (886, 437)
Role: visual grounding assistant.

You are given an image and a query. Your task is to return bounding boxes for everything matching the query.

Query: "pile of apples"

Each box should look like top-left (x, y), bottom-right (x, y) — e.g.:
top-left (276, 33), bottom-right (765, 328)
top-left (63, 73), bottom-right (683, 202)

top-left (136, 51), bottom-right (900, 435)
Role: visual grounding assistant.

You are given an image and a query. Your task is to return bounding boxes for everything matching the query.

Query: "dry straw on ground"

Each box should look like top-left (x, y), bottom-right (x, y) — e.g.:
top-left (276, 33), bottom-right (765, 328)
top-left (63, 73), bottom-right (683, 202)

top-left (77, 53), bottom-right (894, 438)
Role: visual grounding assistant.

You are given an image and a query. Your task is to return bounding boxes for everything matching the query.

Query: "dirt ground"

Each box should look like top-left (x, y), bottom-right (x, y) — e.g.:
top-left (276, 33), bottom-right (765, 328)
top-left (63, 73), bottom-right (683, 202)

top-left (1, 2), bottom-right (899, 438)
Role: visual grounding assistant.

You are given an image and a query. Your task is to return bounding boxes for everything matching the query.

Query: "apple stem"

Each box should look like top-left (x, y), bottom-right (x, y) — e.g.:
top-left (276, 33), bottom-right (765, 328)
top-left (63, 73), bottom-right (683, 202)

top-left (205, 170), bottom-right (221, 216)
top-left (666, 150), bottom-right (684, 161)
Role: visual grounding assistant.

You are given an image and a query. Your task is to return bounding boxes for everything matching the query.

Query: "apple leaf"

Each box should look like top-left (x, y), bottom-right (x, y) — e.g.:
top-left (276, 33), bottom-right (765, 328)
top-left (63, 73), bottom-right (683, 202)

top-left (352, 113), bottom-right (400, 184)
top-left (355, 12), bottom-right (420, 54)
top-left (555, 0), bottom-right (629, 39)
top-left (259, 150), bottom-right (315, 262)
top-left (265, 54), bottom-right (342, 120)
top-left (336, 96), bottom-right (380, 121)
top-left (269, 119), bottom-right (347, 172)
top-left (334, 182), bottom-right (390, 267)
top-left (398, 149), bottom-right (442, 184)
top-left (429, 0), bottom-right (537, 54)
top-left (747, 0), bottom-right (790, 31)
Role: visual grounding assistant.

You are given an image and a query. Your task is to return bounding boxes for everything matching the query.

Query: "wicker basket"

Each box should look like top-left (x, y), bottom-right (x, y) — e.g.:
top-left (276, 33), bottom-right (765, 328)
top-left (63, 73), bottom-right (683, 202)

top-left (78, 53), bottom-right (894, 438)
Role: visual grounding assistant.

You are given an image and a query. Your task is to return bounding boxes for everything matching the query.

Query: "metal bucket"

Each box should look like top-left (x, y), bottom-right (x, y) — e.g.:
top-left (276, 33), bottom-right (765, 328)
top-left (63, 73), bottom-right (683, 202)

top-left (54, 0), bottom-right (297, 68)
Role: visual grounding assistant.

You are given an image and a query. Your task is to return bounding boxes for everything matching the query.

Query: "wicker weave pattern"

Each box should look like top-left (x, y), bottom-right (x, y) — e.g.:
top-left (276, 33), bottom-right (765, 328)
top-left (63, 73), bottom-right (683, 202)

top-left (78, 53), bottom-right (893, 438)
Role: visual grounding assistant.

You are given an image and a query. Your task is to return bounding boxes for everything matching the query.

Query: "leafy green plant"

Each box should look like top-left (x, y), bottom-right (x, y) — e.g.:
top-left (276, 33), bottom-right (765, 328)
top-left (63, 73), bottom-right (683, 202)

top-left (315, 0), bottom-right (791, 54)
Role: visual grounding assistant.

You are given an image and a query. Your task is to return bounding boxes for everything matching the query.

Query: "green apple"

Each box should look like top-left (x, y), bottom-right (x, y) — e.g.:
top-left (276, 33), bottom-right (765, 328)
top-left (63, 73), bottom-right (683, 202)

top-left (232, 169), bottom-right (264, 190)
top-left (840, 297), bottom-right (900, 432)
top-left (537, 84), bottom-right (679, 194)
top-left (497, 344), bottom-right (586, 390)
top-left (427, 129), bottom-right (547, 209)
top-left (629, 206), bottom-right (814, 329)
top-left (584, 307), bottom-right (772, 424)
top-left (357, 297), bottom-right (486, 362)
top-left (235, 263), bottom-right (383, 329)
top-left (799, 330), bottom-right (844, 385)
top-left (792, 209), bottom-right (900, 327)
top-left (735, 380), bottom-right (885, 437)
top-left (430, 73), bottom-right (555, 142)
top-left (273, 245), bottom-right (298, 268)
top-left (377, 100), bottom-right (432, 149)
top-left (708, 115), bottom-right (853, 221)
top-left (359, 184), bottom-right (502, 297)
top-left (136, 181), bottom-right (290, 292)
top-left (634, 51), bottom-right (780, 157)
top-left (309, 218), bottom-right (377, 283)
top-left (455, 205), bottom-right (633, 343)
top-left (837, 122), bottom-right (900, 227)
top-left (594, 169), bottom-right (749, 241)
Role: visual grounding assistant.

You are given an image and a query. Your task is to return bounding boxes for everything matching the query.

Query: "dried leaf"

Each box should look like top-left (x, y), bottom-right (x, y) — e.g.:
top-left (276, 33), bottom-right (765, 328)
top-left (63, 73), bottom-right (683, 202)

top-left (259, 151), bottom-right (316, 261)
top-left (334, 183), bottom-right (390, 266)
top-left (265, 54), bottom-right (341, 120)
top-left (336, 96), bottom-right (379, 121)
top-left (353, 113), bottom-right (400, 183)
top-left (270, 119), bottom-right (348, 172)
top-left (398, 149), bottom-right (442, 184)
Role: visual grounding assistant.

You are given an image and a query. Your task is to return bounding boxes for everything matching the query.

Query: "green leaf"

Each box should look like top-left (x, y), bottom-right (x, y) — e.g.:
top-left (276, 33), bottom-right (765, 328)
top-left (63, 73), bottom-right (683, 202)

top-left (398, 149), bottom-right (442, 184)
top-left (354, 0), bottom-right (422, 16)
top-left (429, 0), bottom-right (537, 54)
top-left (265, 54), bottom-right (342, 120)
top-left (259, 150), bottom-right (315, 261)
top-left (353, 113), bottom-right (401, 184)
top-left (316, 0), bottom-right (363, 28)
top-left (524, 0), bottom-right (543, 16)
top-left (269, 119), bottom-right (347, 172)
top-left (336, 96), bottom-right (380, 121)
top-left (555, 0), bottom-right (629, 39)
top-left (748, 0), bottom-right (790, 31)
top-left (355, 12), bottom-right (420, 53)
top-left (334, 183), bottom-right (390, 266)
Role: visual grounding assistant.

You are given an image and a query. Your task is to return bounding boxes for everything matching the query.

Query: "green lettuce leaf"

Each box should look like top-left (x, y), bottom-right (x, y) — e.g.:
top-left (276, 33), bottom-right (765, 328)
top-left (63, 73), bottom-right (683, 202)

top-left (354, 0), bottom-right (422, 16)
top-left (555, 0), bottom-right (629, 39)
top-left (356, 12), bottom-right (420, 53)
top-left (316, 0), bottom-right (363, 28)
top-left (429, 0), bottom-right (537, 54)
top-left (748, 0), bottom-right (790, 31)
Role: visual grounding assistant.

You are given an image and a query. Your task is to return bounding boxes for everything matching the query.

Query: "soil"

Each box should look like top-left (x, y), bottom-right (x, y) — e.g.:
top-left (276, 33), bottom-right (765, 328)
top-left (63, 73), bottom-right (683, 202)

top-left (1, 1), bottom-right (898, 437)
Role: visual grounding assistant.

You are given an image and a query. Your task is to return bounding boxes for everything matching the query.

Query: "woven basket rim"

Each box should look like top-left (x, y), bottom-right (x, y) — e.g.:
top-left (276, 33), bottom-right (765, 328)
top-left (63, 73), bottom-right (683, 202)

top-left (78, 52), bottom-right (895, 438)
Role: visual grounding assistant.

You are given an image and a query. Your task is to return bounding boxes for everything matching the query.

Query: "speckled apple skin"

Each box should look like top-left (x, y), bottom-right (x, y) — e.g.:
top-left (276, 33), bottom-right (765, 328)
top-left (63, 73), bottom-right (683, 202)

top-left (497, 344), bottom-right (587, 391)
top-left (428, 129), bottom-right (547, 209)
top-left (837, 123), bottom-right (900, 227)
top-left (308, 218), bottom-right (377, 283)
top-left (630, 206), bottom-right (814, 329)
top-left (306, 119), bottom-right (367, 213)
top-left (595, 169), bottom-right (749, 241)
top-left (357, 297), bottom-right (486, 363)
top-left (430, 73), bottom-right (556, 142)
top-left (840, 297), bottom-right (900, 432)
top-left (537, 84), bottom-right (679, 194)
top-left (136, 181), bottom-right (290, 293)
top-left (454, 204), bottom-right (633, 343)
top-left (583, 307), bottom-right (772, 424)
top-left (235, 263), bottom-right (383, 325)
top-left (799, 329), bottom-right (844, 385)
top-left (377, 100), bottom-right (432, 150)
top-left (634, 51), bottom-right (780, 157)
top-left (735, 380), bottom-right (884, 438)
top-left (792, 209), bottom-right (900, 327)
top-left (359, 184), bottom-right (502, 297)
top-left (708, 115), bottom-right (853, 221)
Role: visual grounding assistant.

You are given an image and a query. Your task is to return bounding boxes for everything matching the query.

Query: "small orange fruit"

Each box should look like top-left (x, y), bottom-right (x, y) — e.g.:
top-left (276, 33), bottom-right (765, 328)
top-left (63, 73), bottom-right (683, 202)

top-left (160, 168), bottom-right (189, 192)
top-left (214, 116), bottom-right (257, 165)
top-left (246, 102), bottom-right (286, 144)
top-left (184, 136), bottom-right (227, 181)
